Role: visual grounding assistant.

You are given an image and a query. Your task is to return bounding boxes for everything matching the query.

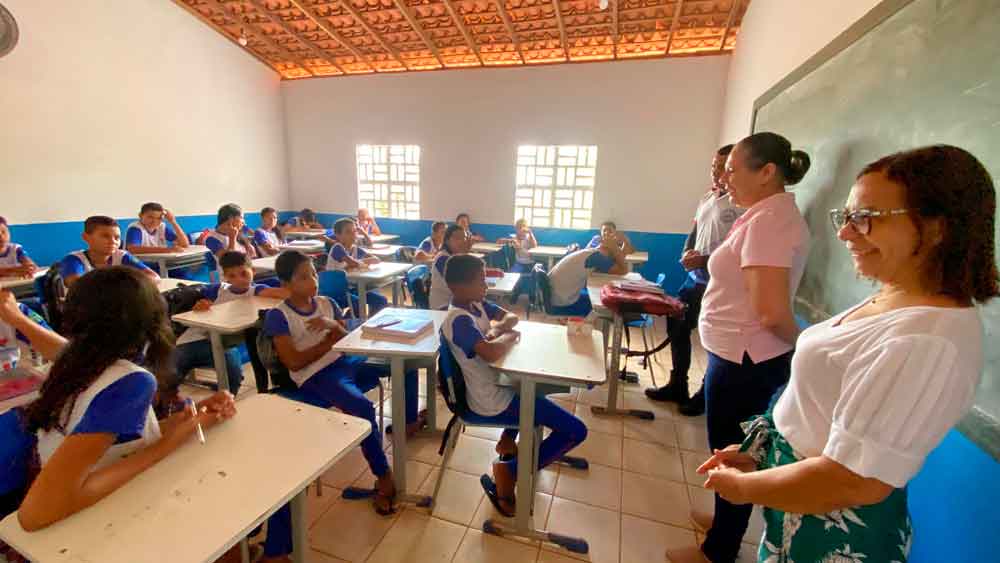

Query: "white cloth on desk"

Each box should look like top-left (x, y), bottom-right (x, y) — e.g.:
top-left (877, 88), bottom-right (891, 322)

top-left (773, 304), bottom-right (982, 488)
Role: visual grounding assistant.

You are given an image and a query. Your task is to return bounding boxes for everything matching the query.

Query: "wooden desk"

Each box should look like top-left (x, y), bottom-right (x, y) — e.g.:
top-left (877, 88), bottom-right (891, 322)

top-left (346, 262), bottom-right (411, 320)
top-left (156, 277), bottom-right (204, 293)
top-left (528, 245), bottom-right (571, 270)
top-left (0, 394), bottom-right (369, 563)
top-left (369, 234), bottom-right (399, 244)
top-left (0, 269), bottom-right (45, 298)
top-left (284, 229), bottom-right (328, 241)
top-left (172, 296), bottom-right (281, 392)
top-left (332, 308), bottom-right (447, 502)
top-left (625, 251), bottom-right (649, 272)
top-left (471, 242), bottom-right (503, 254)
top-left (136, 245), bottom-right (210, 277)
top-left (488, 321), bottom-right (605, 550)
top-left (486, 272), bottom-right (521, 296)
top-left (366, 244), bottom-right (402, 260)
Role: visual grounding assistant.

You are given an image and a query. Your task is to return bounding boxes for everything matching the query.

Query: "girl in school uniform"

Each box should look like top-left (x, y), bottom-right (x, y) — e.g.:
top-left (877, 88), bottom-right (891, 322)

top-left (498, 218), bottom-right (539, 303)
top-left (253, 207), bottom-right (286, 257)
top-left (325, 217), bottom-right (386, 316)
top-left (415, 221), bottom-right (447, 263)
top-left (356, 208), bottom-right (382, 236)
top-left (429, 224), bottom-right (473, 310)
top-left (456, 213), bottom-right (485, 243)
top-left (0, 268), bottom-right (235, 537)
top-left (0, 217), bottom-right (36, 279)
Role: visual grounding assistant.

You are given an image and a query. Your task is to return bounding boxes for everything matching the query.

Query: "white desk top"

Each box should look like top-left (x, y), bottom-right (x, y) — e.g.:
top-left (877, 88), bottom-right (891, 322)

top-left (332, 308), bottom-right (448, 359)
top-left (171, 296), bottom-right (281, 333)
top-left (0, 394), bottom-right (369, 563)
top-left (369, 234), bottom-right (399, 244)
top-left (471, 242), bottom-right (503, 253)
top-left (625, 251), bottom-right (649, 264)
top-left (486, 272), bottom-right (521, 295)
top-left (279, 240), bottom-right (325, 252)
top-left (135, 245), bottom-right (210, 261)
top-left (345, 261), bottom-right (411, 283)
top-left (490, 321), bottom-right (606, 387)
top-left (469, 252), bottom-right (486, 260)
top-left (252, 255), bottom-right (278, 273)
top-left (528, 245), bottom-right (571, 258)
top-left (0, 269), bottom-right (45, 291)
top-left (284, 229), bottom-right (327, 240)
top-left (156, 278), bottom-right (204, 293)
top-left (365, 244), bottom-right (402, 259)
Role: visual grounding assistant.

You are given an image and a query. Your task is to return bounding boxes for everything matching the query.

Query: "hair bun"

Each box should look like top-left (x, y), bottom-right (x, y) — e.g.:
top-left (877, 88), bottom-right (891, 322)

top-left (786, 150), bottom-right (811, 185)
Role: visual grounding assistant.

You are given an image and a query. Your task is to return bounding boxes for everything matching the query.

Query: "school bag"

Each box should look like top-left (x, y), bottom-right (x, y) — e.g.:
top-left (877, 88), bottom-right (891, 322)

top-left (161, 283), bottom-right (206, 339)
top-left (599, 284), bottom-right (685, 317)
top-left (36, 264), bottom-right (65, 333)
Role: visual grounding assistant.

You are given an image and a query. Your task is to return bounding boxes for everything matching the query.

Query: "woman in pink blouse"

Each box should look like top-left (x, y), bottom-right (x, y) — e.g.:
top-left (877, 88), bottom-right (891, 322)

top-left (668, 132), bottom-right (811, 563)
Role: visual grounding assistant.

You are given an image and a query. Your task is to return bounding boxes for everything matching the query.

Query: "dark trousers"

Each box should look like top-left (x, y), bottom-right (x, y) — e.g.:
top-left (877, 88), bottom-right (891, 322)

top-left (702, 350), bottom-right (791, 562)
top-left (666, 276), bottom-right (706, 389)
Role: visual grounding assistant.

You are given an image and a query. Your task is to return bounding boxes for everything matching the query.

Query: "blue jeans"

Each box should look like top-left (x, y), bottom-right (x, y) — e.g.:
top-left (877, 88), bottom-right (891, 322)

top-left (702, 351), bottom-right (791, 562)
top-left (476, 395), bottom-right (587, 476)
top-left (174, 339), bottom-right (243, 393)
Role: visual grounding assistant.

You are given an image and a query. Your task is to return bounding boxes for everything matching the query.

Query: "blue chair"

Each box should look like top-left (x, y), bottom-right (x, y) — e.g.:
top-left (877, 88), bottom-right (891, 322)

top-left (405, 265), bottom-right (430, 309)
top-left (432, 336), bottom-right (589, 552)
top-left (318, 269), bottom-right (352, 312)
top-left (622, 273), bottom-right (668, 384)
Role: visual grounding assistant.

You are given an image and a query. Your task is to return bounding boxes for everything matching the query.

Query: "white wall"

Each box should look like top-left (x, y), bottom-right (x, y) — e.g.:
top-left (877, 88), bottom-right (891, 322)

top-left (283, 56), bottom-right (731, 234)
top-left (0, 0), bottom-right (289, 224)
top-left (719, 0), bottom-right (883, 144)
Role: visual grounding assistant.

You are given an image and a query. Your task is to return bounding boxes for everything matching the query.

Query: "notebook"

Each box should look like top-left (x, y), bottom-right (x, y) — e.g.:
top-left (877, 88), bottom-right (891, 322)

top-left (361, 313), bottom-right (434, 343)
top-left (613, 280), bottom-right (665, 295)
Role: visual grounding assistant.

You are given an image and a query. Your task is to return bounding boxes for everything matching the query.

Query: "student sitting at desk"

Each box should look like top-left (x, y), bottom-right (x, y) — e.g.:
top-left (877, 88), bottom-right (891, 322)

top-left (124, 202), bottom-right (190, 255)
top-left (0, 268), bottom-right (236, 535)
top-left (356, 208), bottom-right (381, 236)
top-left (285, 208), bottom-right (323, 230)
top-left (0, 290), bottom-right (49, 374)
top-left (60, 216), bottom-right (159, 290)
top-left (429, 224), bottom-right (472, 310)
top-left (265, 251), bottom-right (423, 521)
top-left (254, 207), bottom-right (286, 257)
top-left (586, 221), bottom-right (635, 254)
top-left (441, 255), bottom-right (587, 517)
top-left (326, 217), bottom-right (387, 316)
top-left (415, 220), bottom-right (446, 263)
top-left (456, 212), bottom-right (485, 243)
top-left (204, 204), bottom-right (258, 274)
top-left (172, 251), bottom-right (289, 395)
top-left (547, 234), bottom-right (628, 316)
top-left (0, 217), bottom-right (36, 279)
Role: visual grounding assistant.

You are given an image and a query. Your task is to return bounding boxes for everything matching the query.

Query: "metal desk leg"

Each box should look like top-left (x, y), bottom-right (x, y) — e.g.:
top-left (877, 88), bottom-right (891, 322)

top-left (424, 359), bottom-right (437, 432)
top-left (485, 378), bottom-right (589, 554)
top-left (209, 331), bottom-right (230, 393)
top-left (591, 315), bottom-right (653, 419)
top-left (358, 281), bottom-right (369, 320)
top-left (157, 259), bottom-right (169, 278)
top-left (392, 279), bottom-right (400, 307)
top-left (290, 489), bottom-right (307, 563)
top-left (390, 357), bottom-right (432, 506)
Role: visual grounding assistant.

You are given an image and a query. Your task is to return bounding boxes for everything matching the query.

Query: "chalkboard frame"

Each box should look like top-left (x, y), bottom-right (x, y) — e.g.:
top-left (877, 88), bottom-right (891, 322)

top-left (750, 0), bottom-right (999, 461)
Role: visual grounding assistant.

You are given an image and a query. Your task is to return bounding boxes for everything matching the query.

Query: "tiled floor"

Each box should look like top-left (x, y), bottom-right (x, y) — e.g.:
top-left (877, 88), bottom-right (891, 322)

top-left (187, 298), bottom-right (764, 563)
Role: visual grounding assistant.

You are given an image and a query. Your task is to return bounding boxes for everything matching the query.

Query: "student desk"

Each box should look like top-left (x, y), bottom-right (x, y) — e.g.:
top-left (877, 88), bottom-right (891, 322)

top-left (471, 242), bottom-right (504, 254)
top-left (528, 245), bottom-right (571, 270)
top-left (346, 262), bottom-right (411, 320)
top-left (284, 228), bottom-right (328, 241)
top-left (156, 277), bottom-right (204, 293)
top-left (625, 251), bottom-right (649, 272)
top-left (137, 245), bottom-right (210, 277)
top-left (366, 244), bottom-right (402, 260)
top-left (586, 273), bottom-right (655, 420)
top-left (0, 394), bottom-right (369, 563)
top-left (279, 240), bottom-right (325, 253)
top-left (332, 308), bottom-right (448, 503)
top-left (251, 255), bottom-right (278, 274)
top-left (171, 296), bottom-right (282, 392)
top-left (0, 269), bottom-right (45, 298)
top-left (487, 321), bottom-right (606, 550)
top-left (486, 272), bottom-right (521, 297)
top-left (369, 234), bottom-right (399, 244)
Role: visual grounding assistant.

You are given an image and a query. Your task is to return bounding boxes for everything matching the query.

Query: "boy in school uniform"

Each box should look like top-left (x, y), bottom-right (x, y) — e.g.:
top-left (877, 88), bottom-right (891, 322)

top-left (440, 255), bottom-right (587, 516)
top-left (325, 217), bottom-right (387, 316)
top-left (172, 251), bottom-right (288, 394)
top-left (124, 202), bottom-right (190, 254)
top-left (254, 207), bottom-right (285, 257)
top-left (204, 204), bottom-right (257, 277)
top-left (429, 224), bottom-right (472, 310)
top-left (415, 221), bottom-right (447, 263)
top-left (60, 216), bottom-right (160, 289)
top-left (285, 208), bottom-right (323, 229)
top-left (586, 221), bottom-right (635, 254)
top-left (0, 216), bottom-right (37, 278)
top-left (456, 213), bottom-right (485, 243)
top-left (547, 232), bottom-right (628, 316)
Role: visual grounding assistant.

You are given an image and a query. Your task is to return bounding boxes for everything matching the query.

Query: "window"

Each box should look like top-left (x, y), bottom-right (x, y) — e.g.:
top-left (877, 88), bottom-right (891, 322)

top-left (514, 145), bottom-right (598, 228)
top-left (356, 144), bottom-right (421, 219)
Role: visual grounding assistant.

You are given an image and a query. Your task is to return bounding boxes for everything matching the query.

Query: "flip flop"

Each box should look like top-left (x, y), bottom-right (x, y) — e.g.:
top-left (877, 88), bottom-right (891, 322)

top-left (385, 409), bottom-right (429, 436)
top-left (479, 474), bottom-right (515, 518)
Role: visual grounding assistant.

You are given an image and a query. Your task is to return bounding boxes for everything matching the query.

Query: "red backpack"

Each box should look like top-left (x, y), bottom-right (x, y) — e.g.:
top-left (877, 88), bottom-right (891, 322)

top-left (599, 284), bottom-right (686, 317)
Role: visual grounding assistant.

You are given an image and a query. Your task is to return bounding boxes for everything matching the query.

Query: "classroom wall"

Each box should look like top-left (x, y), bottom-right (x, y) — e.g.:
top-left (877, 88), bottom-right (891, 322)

top-left (282, 56), bottom-right (731, 236)
top-left (717, 0), bottom-right (883, 143)
top-left (0, 0), bottom-right (289, 228)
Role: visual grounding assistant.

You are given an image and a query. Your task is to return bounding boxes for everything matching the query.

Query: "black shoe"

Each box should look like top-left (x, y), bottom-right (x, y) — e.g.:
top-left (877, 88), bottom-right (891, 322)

top-left (678, 397), bottom-right (706, 417)
top-left (644, 384), bottom-right (688, 403)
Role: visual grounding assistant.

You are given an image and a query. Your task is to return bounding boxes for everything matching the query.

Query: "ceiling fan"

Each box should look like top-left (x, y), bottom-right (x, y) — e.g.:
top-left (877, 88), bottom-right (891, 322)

top-left (0, 3), bottom-right (18, 59)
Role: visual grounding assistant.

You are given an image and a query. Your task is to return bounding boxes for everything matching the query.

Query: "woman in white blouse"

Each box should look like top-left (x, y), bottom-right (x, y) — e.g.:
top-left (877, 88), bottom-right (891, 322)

top-left (698, 145), bottom-right (998, 562)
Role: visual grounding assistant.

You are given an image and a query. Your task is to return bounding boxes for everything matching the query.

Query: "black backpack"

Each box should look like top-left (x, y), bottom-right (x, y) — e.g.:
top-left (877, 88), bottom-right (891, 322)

top-left (161, 283), bottom-right (206, 338)
top-left (36, 264), bottom-right (65, 333)
top-left (245, 310), bottom-right (296, 393)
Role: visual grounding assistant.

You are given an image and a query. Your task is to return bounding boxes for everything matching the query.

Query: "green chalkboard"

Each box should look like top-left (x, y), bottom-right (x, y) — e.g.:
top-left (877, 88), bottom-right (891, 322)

top-left (752, 0), bottom-right (1000, 458)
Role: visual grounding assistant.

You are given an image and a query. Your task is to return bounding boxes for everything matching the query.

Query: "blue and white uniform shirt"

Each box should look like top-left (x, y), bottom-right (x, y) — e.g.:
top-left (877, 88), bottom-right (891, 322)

top-left (60, 250), bottom-right (155, 280)
top-left (429, 249), bottom-right (454, 310)
top-left (547, 249), bottom-right (615, 307)
top-left (124, 221), bottom-right (177, 248)
top-left (0, 244), bottom-right (27, 268)
top-left (0, 304), bottom-right (49, 372)
top-left (418, 236), bottom-right (439, 255)
top-left (254, 228), bottom-right (282, 248)
top-left (325, 242), bottom-right (371, 271)
top-left (441, 301), bottom-right (515, 416)
top-left (264, 297), bottom-right (344, 386)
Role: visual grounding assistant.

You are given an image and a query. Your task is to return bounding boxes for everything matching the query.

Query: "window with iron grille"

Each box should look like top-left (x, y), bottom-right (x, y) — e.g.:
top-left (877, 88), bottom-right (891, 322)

top-left (514, 145), bottom-right (598, 229)
top-left (356, 144), bottom-right (421, 220)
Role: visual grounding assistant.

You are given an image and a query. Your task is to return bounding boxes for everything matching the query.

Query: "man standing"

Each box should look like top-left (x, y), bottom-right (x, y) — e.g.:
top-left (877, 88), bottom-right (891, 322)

top-left (645, 144), bottom-right (743, 416)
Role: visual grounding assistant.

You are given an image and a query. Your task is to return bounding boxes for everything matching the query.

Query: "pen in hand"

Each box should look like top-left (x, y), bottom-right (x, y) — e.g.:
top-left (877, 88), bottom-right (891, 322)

top-left (185, 397), bottom-right (206, 445)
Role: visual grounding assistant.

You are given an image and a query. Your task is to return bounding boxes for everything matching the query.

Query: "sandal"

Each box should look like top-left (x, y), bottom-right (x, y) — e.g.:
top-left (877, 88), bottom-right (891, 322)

top-left (373, 480), bottom-right (397, 516)
top-left (385, 408), bottom-right (429, 437)
top-left (479, 474), bottom-right (515, 518)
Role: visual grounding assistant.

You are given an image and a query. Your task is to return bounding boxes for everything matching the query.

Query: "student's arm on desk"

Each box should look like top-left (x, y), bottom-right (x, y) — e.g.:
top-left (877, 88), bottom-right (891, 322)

top-left (474, 332), bottom-right (520, 363)
top-left (257, 286), bottom-right (291, 300)
top-left (485, 302), bottom-right (519, 337)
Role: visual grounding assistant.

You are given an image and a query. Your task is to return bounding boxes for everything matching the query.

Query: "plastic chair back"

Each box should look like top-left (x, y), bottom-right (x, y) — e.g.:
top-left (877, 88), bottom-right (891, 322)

top-left (318, 269), bottom-right (351, 312)
top-left (406, 265), bottom-right (431, 309)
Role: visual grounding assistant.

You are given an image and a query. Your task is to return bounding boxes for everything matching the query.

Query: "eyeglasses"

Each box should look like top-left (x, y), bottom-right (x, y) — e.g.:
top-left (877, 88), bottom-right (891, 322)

top-left (829, 208), bottom-right (911, 235)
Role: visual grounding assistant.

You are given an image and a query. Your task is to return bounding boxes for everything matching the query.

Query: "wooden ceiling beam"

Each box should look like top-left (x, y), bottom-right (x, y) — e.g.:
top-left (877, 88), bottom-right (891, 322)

top-left (391, 0), bottom-right (445, 67)
top-left (719, 0), bottom-right (739, 51)
top-left (240, 0), bottom-right (348, 74)
top-left (287, 0), bottom-right (377, 71)
top-left (334, 0), bottom-right (408, 69)
top-left (551, 0), bottom-right (568, 60)
top-left (204, 0), bottom-right (318, 76)
top-left (665, 0), bottom-right (685, 53)
top-left (492, 0), bottom-right (525, 64)
top-left (611, 0), bottom-right (619, 59)
top-left (441, 0), bottom-right (484, 66)
top-left (173, 0), bottom-right (283, 73)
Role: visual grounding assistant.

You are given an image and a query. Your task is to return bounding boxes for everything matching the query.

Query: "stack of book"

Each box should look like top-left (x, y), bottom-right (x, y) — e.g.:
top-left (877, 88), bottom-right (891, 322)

top-left (613, 280), bottom-right (665, 295)
top-left (361, 312), bottom-right (434, 343)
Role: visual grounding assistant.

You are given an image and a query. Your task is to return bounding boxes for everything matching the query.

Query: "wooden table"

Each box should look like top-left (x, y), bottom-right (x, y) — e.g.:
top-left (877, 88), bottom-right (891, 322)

top-left (528, 245), bottom-right (571, 270)
top-left (346, 262), bottom-right (411, 320)
top-left (365, 244), bottom-right (402, 260)
top-left (625, 251), bottom-right (649, 272)
top-left (487, 321), bottom-right (606, 551)
top-left (284, 229), bottom-right (328, 241)
top-left (369, 234), bottom-right (399, 244)
top-left (332, 308), bottom-right (448, 502)
top-left (171, 296), bottom-right (281, 392)
top-left (0, 269), bottom-right (45, 298)
top-left (486, 272), bottom-right (521, 296)
top-left (135, 245), bottom-right (210, 277)
top-left (471, 242), bottom-right (504, 254)
top-left (0, 394), bottom-right (369, 563)
top-left (156, 277), bottom-right (204, 293)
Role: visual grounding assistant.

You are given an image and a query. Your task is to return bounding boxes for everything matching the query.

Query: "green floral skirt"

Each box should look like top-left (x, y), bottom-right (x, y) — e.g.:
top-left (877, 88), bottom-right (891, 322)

top-left (739, 415), bottom-right (912, 563)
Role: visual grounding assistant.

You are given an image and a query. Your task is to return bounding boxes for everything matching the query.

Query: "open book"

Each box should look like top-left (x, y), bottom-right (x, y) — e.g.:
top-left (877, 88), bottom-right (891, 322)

top-left (361, 313), bottom-right (434, 343)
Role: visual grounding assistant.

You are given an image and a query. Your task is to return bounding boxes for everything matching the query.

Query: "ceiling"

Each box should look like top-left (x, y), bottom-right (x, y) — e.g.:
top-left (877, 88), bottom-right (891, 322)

top-left (175, 0), bottom-right (748, 79)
